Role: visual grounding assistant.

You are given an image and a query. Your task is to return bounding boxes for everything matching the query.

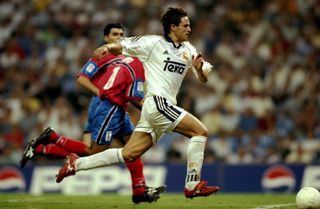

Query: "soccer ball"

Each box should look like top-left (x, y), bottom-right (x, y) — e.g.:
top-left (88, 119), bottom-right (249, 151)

top-left (296, 187), bottom-right (320, 209)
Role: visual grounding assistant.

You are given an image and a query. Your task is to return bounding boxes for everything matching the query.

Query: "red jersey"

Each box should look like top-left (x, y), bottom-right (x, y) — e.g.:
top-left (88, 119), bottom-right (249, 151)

top-left (79, 54), bottom-right (145, 109)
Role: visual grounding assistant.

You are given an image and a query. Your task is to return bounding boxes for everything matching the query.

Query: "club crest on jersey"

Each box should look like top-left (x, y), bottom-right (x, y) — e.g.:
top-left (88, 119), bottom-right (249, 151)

top-left (137, 81), bottom-right (144, 92)
top-left (182, 51), bottom-right (189, 62)
top-left (163, 58), bottom-right (186, 74)
top-left (85, 63), bottom-right (96, 73)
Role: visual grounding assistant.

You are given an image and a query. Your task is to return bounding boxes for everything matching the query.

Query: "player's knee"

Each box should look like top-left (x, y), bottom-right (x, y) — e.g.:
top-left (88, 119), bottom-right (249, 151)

top-left (122, 149), bottom-right (138, 162)
top-left (188, 119), bottom-right (209, 137)
top-left (84, 148), bottom-right (92, 156)
top-left (195, 125), bottom-right (208, 138)
top-left (202, 126), bottom-right (209, 137)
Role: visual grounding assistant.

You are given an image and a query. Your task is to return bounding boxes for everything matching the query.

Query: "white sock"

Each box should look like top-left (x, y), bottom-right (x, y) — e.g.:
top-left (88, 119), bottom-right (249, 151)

top-left (185, 136), bottom-right (206, 190)
top-left (75, 148), bottom-right (124, 171)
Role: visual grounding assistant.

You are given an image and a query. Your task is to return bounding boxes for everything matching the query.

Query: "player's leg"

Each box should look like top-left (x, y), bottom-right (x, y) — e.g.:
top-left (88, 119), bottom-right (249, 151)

top-left (151, 96), bottom-right (218, 197)
top-left (146, 95), bottom-right (219, 197)
top-left (36, 128), bottom-right (88, 155)
top-left (115, 111), bottom-right (166, 203)
top-left (120, 134), bottom-right (165, 204)
top-left (117, 122), bottom-right (147, 197)
top-left (56, 101), bottom-right (151, 179)
top-left (73, 131), bottom-right (152, 171)
top-left (20, 127), bottom-right (91, 167)
top-left (20, 95), bottom-right (99, 167)
top-left (173, 112), bottom-right (219, 198)
top-left (20, 127), bottom-right (54, 167)
top-left (121, 132), bottom-right (153, 188)
top-left (51, 133), bottom-right (89, 155)
top-left (89, 142), bottom-right (109, 154)
top-left (55, 133), bottom-right (165, 203)
top-left (35, 144), bottom-right (70, 157)
top-left (56, 96), bottom-right (164, 202)
top-left (55, 131), bottom-right (152, 183)
top-left (81, 132), bottom-right (91, 147)
top-left (121, 131), bottom-right (153, 161)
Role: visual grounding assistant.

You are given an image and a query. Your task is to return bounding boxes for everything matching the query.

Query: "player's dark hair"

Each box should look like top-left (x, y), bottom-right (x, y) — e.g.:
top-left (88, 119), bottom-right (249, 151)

top-left (161, 7), bottom-right (188, 35)
top-left (103, 23), bottom-right (124, 36)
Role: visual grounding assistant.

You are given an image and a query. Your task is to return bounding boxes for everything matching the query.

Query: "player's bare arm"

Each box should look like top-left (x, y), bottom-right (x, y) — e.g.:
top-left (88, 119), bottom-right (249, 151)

top-left (130, 100), bottom-right (144, 111)
top-left (93, 42), bottom-right (122, 60)
top-left (77, 76), bottom-right (100, 96)
top-left (192, 54), bottom-right (208, 83)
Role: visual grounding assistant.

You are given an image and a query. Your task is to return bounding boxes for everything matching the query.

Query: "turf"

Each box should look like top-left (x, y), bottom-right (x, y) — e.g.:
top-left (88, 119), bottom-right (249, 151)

top-left (0, 193), bottom-right (297, 209)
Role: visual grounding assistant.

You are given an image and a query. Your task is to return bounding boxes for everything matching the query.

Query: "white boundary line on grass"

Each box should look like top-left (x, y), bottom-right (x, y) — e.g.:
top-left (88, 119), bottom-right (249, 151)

top-left (252, 203), bottom-right (296, 209)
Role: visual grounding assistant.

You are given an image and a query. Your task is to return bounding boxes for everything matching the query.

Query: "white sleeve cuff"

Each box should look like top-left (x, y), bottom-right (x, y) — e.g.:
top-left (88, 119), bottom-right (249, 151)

top-left (202, 61), bottom-right (214, 74)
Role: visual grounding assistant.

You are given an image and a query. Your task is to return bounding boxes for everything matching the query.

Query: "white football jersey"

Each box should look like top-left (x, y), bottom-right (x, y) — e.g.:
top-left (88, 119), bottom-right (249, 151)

top-left (120, 35), bottom-right (212, 105)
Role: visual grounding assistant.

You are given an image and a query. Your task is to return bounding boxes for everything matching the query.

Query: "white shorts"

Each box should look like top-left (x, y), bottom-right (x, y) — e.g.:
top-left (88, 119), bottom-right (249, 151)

top-left (135, 95), bottom-right (187, 144)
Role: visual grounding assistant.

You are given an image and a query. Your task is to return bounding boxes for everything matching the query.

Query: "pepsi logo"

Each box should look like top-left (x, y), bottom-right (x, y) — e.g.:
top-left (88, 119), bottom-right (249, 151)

top-left (0, 166), bottom-right (26, 192)
top-left (261, 165), bottom-right (296, 193)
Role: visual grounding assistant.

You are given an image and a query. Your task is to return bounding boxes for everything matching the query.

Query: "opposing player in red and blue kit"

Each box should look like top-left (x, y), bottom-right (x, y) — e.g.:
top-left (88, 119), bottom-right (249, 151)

top-left (20, 53), bottom-right (165, 203)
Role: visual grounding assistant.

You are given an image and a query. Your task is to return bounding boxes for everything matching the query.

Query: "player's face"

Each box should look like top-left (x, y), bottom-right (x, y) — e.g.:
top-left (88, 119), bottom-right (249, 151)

top-left (173, 16), bottom-right (191, 43)
top-left (104, 28), bottom-right (124, 44)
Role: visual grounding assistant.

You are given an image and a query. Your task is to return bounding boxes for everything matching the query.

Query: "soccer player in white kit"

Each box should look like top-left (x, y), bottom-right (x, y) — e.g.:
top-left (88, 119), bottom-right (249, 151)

top-left (56, 7), bottom-right (220, 198)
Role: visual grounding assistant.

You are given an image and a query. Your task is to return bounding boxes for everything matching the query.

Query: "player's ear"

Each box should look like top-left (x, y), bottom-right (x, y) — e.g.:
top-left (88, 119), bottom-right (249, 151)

top-left (170, 24), bottom-right (177, 32)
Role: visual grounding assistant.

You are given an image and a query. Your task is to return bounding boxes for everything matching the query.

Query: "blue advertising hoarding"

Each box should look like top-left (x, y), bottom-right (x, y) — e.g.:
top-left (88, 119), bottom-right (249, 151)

top-left (0, 164), bottom-right (317, 194)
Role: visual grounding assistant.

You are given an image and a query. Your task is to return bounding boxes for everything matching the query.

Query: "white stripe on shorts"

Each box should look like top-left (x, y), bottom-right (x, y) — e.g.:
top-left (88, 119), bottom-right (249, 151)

top-left (153, 96), bottom-right (182, 122)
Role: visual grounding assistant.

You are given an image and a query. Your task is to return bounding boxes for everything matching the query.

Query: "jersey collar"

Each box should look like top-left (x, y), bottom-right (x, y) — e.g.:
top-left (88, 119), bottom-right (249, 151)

top-left (163, 33), bottom-right (182, 49)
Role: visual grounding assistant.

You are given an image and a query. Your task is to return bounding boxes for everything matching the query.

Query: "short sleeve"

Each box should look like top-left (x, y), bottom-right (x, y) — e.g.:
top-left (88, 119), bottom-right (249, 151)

top-left (120, 35), bottom-right (160, 62)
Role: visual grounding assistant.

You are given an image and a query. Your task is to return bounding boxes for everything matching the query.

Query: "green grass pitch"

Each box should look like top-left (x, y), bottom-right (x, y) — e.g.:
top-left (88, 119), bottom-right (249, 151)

top-left (0, 193), bottom-right (297, 209)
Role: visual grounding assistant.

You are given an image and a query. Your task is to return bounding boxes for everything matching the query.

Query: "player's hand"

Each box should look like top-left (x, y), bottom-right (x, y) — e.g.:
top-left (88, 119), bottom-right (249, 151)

top-left (93, 45), bottom-right (109, 61)
top-left (192, 54), bottom-right (204, 72)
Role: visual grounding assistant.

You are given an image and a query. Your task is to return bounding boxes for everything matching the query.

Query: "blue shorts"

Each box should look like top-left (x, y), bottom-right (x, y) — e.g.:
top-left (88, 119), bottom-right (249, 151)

top-left (85, 96), bottom-right (134, 145)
